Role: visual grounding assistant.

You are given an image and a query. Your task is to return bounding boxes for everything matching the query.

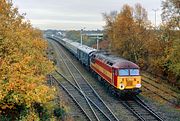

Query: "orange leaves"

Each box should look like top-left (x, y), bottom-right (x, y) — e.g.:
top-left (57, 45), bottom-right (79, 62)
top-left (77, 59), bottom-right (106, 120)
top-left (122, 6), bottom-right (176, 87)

top-left (104, 2), bottom-right (180, 86)
top-left (0, 0), bottom-right (55, 114)
top-left (104, 4), bottom-right (153, 63)
top-left (0, 57), bottom-right (2, 62)
top-left (32, 38), bottom-right (47, 50)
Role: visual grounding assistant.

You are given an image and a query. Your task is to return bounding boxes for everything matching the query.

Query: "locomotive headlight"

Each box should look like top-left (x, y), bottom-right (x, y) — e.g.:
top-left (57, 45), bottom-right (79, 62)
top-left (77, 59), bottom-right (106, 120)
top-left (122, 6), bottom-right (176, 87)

top-left (119, 84), bottom-right (125, 90)
top-left (136, 84), bottom-right (141, 88)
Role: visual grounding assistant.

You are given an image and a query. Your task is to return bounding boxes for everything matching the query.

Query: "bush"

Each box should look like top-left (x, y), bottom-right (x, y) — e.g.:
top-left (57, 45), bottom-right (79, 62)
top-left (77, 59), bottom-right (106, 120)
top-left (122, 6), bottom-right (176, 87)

top-left (53, 107), bottom-right (66, 120)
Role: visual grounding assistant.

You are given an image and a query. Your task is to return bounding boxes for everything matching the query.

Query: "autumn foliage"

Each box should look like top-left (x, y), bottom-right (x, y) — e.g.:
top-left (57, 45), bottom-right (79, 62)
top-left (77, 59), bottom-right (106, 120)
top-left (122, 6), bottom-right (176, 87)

top-left (0, 0), bottom-right (54, 119)
top-left (103, 2), bottom-right (180, 87)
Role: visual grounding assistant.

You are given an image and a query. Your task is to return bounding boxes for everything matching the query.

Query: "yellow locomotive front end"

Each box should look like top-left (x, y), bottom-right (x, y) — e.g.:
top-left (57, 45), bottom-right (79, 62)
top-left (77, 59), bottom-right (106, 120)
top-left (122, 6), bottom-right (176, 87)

top-left (116, 68), bottom-right (142, 94)
top-left (118, 76), bottom-right (141, 90)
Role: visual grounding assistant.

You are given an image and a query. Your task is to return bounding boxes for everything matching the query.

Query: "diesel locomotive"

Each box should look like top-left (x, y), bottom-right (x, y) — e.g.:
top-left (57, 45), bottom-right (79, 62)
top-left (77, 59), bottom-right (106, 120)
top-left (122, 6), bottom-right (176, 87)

top-left (48, 35), bottom-right (141, 95)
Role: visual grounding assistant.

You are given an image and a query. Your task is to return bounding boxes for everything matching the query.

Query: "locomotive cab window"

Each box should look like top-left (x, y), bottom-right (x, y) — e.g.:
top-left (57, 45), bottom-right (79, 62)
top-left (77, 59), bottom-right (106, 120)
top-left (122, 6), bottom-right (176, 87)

top-left (130, 69), bottom-right (139, 76)
top-left (119, 69), bottom-right (129, 76)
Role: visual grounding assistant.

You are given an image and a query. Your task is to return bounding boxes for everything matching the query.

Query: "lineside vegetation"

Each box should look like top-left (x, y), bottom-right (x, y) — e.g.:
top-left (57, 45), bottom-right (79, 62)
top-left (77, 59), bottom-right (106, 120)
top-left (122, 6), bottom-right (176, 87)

top-left (103, 1), bottom-right (180, 88)
top-left (0, 0), bottom-right (56, 120)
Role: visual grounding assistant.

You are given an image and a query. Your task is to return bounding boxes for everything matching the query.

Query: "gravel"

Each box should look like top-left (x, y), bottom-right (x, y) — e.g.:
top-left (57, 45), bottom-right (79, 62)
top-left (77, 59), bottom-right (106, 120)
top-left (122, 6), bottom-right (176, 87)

top-left (48, 39), bottom-right (180, 121)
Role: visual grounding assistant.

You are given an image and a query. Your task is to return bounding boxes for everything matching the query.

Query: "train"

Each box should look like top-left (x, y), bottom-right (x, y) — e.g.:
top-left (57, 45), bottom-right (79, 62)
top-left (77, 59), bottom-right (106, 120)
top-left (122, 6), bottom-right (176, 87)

top-left (48, 35), bottom-right (142, 95)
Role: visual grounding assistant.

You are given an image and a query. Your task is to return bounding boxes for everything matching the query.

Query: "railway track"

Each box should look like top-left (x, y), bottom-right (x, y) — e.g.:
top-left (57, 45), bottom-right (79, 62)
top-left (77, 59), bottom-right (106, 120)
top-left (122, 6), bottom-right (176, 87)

top-left (143, 74), bottom-right (179, 98)
top-left (50, 40), bottom-right (119, 121)
top-left (52, 75), bottom-right (109, 121)
top-left (48, 38), bottom-right (164, 121)
top-left (120, 96), bottom-right (164, 121)
top-left (141, 77), bottom-right (179, 105)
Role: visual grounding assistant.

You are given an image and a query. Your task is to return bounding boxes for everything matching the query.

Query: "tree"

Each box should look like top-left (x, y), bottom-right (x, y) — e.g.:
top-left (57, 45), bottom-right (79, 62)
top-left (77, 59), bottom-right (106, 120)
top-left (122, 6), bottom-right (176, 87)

top-left (161, 0), bottom-right (180, 30)
top-left (65, 30), bottom-right (80, 42)
top-left (160, 0), bottom-right (180, 85)
top-left (0, 0), bottom-right (55, 119)
top-left (134, 3), bottom-right (149, 27)
top-left (168, 39), bottom-right (180, 82)
top-left (103, 4), bottom-right (151, 63)
top-left (103, 2), bottom-right (180, 87)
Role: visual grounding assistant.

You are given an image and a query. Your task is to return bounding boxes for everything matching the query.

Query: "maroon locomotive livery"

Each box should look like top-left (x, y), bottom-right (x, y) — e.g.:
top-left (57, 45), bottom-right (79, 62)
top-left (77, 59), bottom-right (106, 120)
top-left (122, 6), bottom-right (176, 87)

top-left (90, 52), bottom-right (141, 94)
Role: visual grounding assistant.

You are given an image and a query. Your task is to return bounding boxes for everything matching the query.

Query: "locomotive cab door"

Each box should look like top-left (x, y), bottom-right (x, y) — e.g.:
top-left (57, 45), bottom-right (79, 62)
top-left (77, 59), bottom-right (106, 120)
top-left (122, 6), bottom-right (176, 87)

top-left (112, 68), bottom-right (118, 88)
top-left (112, 68), bottom-right (114, 86)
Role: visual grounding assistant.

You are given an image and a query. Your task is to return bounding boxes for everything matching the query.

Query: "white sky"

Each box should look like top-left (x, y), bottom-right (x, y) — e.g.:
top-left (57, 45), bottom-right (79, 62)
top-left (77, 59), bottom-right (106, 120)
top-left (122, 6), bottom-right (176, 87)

top-left (13, 0), bottom-right (163, 30)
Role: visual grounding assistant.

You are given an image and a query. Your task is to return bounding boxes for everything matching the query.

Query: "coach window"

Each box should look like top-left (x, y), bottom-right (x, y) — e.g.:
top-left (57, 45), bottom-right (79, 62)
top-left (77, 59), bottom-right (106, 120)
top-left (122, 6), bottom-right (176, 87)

top-left (119, 69), bottom-right (129, 76)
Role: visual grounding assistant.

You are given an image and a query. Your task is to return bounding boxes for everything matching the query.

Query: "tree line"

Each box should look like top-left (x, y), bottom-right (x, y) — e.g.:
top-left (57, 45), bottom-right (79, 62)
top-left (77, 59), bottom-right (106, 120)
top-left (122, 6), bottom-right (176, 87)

top-left (0, 0), bottom-right (55, 120)
top-left (65, 30), bottom-right (99, 46)
top-left (103, 0), bottom-right (180, 87)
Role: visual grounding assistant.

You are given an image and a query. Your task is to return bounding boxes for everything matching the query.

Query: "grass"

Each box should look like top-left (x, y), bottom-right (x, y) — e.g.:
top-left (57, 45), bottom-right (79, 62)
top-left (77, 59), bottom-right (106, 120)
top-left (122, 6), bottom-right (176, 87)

top-left (141, 72), bottom-right (180, 107)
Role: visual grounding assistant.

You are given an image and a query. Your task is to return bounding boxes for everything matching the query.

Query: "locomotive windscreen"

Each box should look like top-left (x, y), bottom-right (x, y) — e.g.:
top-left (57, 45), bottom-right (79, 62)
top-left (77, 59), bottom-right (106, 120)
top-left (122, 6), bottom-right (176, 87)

top-left (119, 69), bottom-right (139, 76)
top-left (130, 69), bottom-right (139, 76)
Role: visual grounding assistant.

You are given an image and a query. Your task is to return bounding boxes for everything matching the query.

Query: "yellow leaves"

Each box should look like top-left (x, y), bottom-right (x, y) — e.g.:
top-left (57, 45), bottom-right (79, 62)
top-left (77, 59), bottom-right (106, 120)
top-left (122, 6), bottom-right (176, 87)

top-left (0, 90), bottom-right (4, 101)
top-left (20, 110), bottom-right (40, 121)
top-left (32, 38), bottom-right (47, 50)
top-left (0, 57), bottom-right (2, 65)
top-left (104, 4), bottom-right (152, 62)
top-left (0, 0), bottom-right (55, 113)
top-left (1, 104), bottom-right (14, 110)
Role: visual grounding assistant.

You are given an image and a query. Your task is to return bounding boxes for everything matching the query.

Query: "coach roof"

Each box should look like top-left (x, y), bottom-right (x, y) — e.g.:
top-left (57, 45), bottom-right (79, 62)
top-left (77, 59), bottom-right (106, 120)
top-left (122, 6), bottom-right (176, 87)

top-left (78, 45), bottom-right (97, 54)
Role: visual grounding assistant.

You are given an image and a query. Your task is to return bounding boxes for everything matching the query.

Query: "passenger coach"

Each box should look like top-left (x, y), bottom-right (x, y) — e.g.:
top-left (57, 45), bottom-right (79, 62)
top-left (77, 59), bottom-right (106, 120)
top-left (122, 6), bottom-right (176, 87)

top-left (48, 35), bottom-right (142, 95)
top-left (77, 45), bottom-right (96, 67)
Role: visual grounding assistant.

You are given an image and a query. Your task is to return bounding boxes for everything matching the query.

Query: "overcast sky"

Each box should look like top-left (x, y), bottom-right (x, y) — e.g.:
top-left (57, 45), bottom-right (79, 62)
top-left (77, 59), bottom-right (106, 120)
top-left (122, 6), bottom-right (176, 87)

top-left (13, 0), bottom-right (163, 30)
